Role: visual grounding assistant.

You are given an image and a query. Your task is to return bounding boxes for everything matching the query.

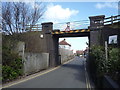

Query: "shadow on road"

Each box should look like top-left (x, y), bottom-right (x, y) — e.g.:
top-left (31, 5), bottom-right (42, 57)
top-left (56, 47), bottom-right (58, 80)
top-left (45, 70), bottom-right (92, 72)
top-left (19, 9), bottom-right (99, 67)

top-left (62, 56), bottom-right (86, 84)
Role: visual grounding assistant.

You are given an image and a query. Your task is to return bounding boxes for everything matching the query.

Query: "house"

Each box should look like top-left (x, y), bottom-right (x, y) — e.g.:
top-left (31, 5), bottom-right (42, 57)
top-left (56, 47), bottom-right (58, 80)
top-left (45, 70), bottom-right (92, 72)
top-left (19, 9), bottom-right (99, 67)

top-left (59, 39), bottom-right (71, 50)
top-left (76, 50), bottom-right (84, 56)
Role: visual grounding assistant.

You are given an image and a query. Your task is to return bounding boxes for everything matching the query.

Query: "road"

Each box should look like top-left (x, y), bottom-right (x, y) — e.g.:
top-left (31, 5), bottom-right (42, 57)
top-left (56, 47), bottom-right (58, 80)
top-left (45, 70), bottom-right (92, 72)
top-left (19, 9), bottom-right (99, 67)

top-left (3, 56), bottom-right (89, 88)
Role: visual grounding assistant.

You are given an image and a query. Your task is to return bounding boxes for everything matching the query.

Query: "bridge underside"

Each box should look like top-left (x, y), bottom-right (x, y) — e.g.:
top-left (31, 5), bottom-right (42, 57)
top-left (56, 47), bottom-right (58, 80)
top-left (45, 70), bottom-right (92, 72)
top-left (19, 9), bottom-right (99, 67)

top-left (52, 29), bottom-right (90, 38)
top-left (53, 32), bottom-right (90, 38)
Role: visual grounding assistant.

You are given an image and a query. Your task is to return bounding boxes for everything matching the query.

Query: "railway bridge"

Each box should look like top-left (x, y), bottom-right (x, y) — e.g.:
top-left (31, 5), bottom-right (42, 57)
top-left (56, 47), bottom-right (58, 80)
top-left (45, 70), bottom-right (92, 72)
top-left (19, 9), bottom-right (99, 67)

top-left (26, 15), bottom-right (120, 67)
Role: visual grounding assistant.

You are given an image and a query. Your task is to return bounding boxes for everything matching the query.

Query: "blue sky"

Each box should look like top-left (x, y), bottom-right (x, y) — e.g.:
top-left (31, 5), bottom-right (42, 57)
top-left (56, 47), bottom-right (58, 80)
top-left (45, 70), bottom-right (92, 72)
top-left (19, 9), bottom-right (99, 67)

top-left (43, 2), bottom-right (118, 23)
top-left (42, 2), bottom-right (118, 30)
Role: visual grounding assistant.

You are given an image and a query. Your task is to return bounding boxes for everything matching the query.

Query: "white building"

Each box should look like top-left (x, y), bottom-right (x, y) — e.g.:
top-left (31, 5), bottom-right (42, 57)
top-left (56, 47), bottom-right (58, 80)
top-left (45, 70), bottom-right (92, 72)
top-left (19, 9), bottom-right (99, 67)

top-left (59, 39), bottom-right (71, 50)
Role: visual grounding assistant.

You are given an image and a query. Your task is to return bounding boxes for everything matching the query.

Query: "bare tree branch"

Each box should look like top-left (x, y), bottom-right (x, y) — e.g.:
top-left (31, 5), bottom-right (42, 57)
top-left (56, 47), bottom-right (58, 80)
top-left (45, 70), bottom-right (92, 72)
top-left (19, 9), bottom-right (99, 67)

top-left (2, 2), bottom-right (45, 35)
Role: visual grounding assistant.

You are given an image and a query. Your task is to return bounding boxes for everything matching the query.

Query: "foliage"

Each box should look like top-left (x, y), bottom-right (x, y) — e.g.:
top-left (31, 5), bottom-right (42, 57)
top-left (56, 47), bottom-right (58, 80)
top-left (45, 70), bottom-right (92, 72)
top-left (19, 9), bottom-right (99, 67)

top-left (107, 48), bottom-right (120, 85)
top-left (89, 45), bottom-right (120, 86)
top-left (2, 54), bottom-right (23, 82)
top-left (2, 35), bottom-right (23, 82)
top-left (2, 66), bottom-right (18, 81)
top-left (90, 45), bottom-right (106, 76)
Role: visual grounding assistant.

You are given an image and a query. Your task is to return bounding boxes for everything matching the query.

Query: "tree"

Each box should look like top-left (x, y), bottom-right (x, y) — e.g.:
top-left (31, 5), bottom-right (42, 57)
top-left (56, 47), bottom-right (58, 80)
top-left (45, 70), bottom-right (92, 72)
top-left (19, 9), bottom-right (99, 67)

top-left (2, 2), bottom-right (44, 35)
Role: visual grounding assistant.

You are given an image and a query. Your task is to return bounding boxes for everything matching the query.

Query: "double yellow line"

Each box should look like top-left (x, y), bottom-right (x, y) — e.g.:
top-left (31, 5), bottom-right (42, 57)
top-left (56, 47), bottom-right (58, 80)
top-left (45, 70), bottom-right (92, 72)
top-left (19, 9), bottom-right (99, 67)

top-left (84, 61), bottom-right (91, 90)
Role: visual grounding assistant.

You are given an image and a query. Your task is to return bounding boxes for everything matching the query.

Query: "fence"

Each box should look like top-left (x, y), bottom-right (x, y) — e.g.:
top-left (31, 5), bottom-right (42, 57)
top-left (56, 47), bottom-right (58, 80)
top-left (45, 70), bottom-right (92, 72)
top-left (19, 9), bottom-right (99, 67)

top-left (104, 15), bottom-right (120, 25)
top-left (25, 24), bottom-right (42, 31)
top-left (25, 15), bottom-right (120, 32)
top-left (53, 20), bottom-right (90, 31)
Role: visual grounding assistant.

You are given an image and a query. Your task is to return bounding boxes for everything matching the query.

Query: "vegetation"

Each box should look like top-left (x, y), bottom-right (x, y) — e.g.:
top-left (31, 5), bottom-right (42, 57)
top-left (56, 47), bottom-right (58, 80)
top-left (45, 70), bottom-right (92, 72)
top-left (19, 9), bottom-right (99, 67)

top-left (107, 48), bottom-right (120, 85)
top-left (2, 35), bottom-right (23, 83)
top-left (89, 45), bottom-right (120, 87)
top-left (89, 46), bottom-right (106, 75)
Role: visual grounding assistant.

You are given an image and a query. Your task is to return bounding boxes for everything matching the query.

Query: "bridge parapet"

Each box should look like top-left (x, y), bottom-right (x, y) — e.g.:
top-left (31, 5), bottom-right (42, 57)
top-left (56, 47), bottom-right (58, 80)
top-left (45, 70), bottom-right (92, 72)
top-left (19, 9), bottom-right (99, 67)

top-left (89, 15), bottom-right (120, 30)
top-left (41, 22), bottom-right (53, 34)
top-left (89, 15), bottom-right (105, 30)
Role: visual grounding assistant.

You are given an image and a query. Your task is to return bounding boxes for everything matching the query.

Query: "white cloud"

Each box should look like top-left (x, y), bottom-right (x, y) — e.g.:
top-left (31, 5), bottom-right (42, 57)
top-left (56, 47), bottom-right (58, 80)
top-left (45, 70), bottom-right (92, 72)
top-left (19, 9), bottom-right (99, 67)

top-left (95, 2), bottom-right (118, 9)
top-left (44, 4), bottom-right (79, 23)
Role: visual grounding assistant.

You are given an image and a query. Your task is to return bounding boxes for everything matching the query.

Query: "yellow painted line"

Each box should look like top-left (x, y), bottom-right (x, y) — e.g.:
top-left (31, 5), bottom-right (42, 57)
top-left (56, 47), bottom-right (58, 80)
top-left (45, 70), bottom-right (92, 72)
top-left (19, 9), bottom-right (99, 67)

top-left (60, 31), bottom-right (64, 34)
top-left (86, 71), bottom-right (91, 89)
top-left (84, 62), bottom-right (91, 90)
top-left (2, 58), bottom-right (74, 88)
top-left (81, 29), bottom-right (85, 32)
top-left (63, 58), bottom-right (74, 64)
top-left (75, 30), bottom-right (79, 32)
top-left (55, 32), bottom-right (59, 34)
top-left (2, 66), bottom-right (59, 88)
top-left (85, 67), bottom-right (89, 89)
top-left (70, 31), bottom-right (74, 33)
top-left (87, 29), bottom-right (90, 32)
top-left (65, 31), bottom-right (69, 33)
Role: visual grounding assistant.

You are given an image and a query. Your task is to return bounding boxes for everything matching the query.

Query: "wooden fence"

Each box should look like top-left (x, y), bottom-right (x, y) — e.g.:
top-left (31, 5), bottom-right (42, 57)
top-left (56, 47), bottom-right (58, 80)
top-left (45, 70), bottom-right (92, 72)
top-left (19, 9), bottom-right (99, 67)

top-left (25, 24), bottom-right (42, 31)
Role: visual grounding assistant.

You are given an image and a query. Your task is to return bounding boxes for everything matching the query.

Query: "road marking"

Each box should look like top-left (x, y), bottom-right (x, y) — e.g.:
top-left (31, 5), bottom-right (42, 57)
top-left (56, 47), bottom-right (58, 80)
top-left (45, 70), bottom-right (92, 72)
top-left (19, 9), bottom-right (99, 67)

top-left (63, 59), bottom-right (74, 64)
top-left (84, 61), bottom-right (91, 90)
top-left (2, 58), bottom-right (74, 88)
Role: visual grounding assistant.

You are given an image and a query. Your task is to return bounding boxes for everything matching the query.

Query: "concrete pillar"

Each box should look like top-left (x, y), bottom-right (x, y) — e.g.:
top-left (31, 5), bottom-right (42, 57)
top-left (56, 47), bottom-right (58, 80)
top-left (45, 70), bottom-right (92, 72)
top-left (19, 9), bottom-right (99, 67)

top-left (89, 15), bottom-right (105, 47)
top-left (90, 31), bottom-right (100, 47)
top-left (89, 15), bottom-right (105, 30)
top-left (41, 22), bottom-right (59, 67)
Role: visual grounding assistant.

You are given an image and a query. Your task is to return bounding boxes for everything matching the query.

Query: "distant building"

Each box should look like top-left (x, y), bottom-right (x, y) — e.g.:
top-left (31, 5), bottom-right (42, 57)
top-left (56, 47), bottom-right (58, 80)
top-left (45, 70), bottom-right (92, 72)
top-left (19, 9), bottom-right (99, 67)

top-left (76, 50), bottom-right (84, 55)
top-left (59, 39), bottom-right (71, 50)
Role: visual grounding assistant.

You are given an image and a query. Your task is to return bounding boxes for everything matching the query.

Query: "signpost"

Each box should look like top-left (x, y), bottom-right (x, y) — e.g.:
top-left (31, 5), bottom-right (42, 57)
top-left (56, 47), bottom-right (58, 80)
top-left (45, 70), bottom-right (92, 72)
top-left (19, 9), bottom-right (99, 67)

top-left (105, 41), bottom-right (108, 61)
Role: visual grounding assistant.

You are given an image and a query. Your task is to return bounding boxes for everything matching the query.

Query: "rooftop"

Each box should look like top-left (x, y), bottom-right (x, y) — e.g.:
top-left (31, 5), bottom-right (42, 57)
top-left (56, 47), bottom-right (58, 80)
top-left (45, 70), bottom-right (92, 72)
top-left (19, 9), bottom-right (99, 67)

top-left (59, 39), bottom-right (71, 46)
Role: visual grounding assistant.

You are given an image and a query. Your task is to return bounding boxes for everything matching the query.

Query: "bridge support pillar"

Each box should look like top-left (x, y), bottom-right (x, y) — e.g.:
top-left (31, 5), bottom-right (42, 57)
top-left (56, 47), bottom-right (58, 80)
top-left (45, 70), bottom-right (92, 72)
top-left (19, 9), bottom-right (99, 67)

top-left (89, 15), bottom-right (105, 46)
top-left (41, 22), bottom-right (59, 67)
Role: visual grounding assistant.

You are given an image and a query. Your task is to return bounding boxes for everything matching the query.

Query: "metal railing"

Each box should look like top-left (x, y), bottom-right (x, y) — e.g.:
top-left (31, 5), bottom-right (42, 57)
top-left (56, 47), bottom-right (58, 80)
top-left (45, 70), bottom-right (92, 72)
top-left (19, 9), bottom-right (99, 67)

top-left (53, 20), bottom-right (90, 31)
top-left (104, 15), bottom-right (120, 25)
top-left (24, 15), bottom-right (120, 31)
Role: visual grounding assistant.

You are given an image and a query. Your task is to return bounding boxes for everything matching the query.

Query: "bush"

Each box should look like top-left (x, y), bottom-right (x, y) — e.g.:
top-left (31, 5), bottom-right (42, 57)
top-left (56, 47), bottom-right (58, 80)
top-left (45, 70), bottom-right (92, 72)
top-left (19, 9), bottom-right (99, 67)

top-left (2, 66), bottom-right (18, 81)
top-left (107, 48), bottom-right (120, 85)
top-left (2, 35), bottom-right (23, 82)
top-left (90, 46), bottom-right (106, 76)
top-left (89, 45), bottom-right (120, 87)
top-left (108, 48), bottom-right (120, 72)
top-left (2, 58), bottom-right (23, 82)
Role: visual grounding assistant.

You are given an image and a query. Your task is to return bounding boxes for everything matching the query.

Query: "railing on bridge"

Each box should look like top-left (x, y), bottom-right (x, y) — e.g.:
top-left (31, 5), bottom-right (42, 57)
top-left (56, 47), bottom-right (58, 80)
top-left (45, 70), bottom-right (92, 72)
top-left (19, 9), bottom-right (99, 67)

top-left (25, 24), bottom-right (42, 31)
top-left (104, 15), bottom-right (120, 25)
top-left (25, 15), bottom-right (120, 32)
top-left (89, 15), bottom-right (120, 30)
top-left (53, 20), bottom-right (90, 31)
top-left (25, 20), bottom-right (90, 32)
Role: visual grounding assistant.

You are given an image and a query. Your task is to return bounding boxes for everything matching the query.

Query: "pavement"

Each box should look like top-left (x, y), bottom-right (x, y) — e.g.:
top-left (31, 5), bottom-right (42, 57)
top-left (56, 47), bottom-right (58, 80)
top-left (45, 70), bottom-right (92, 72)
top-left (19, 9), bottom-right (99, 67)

top-left (2, 56), bottom-right (92, 89)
